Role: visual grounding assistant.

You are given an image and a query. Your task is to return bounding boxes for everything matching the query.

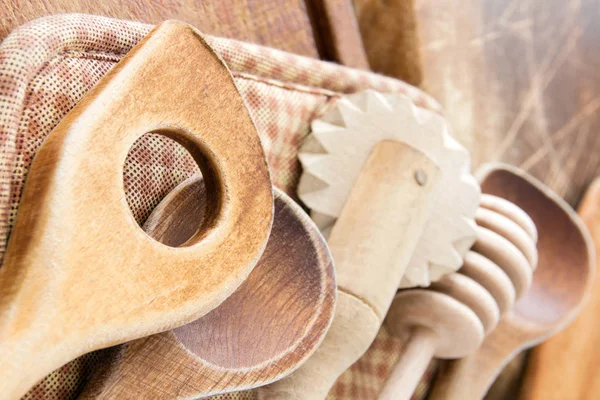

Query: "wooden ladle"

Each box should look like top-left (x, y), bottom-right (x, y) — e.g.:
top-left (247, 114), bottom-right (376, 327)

top-left (378, 196), bottom-right (538, 400)
top-left (0, 21), bottom-right (274, 399)
top-left (79, 175), bottom-right (335, 399)
top-left (429, 163), bottom-right (595, 400)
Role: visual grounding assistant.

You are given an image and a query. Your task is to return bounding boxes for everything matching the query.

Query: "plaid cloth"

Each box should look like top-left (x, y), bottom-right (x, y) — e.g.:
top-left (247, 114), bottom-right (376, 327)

top-left (0, 14), bottom-right (440, 400)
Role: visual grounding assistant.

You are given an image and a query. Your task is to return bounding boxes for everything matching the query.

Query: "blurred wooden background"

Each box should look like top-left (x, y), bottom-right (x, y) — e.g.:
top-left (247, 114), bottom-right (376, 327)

top-left (414, 1), bottom-right (600, 397)
top-left (3, 1), bottom-right (597, 201)
top-left (415, 0), bottom-right (600, 206)
top-left (0, 0), bottom-right (370, 68)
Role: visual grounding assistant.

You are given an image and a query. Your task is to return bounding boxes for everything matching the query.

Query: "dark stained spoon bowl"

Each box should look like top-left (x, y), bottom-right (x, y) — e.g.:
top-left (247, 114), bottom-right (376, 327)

top-left (79, 175), bottom-right (336, 399)
top-left (429, 163), bottom-right (594, 400)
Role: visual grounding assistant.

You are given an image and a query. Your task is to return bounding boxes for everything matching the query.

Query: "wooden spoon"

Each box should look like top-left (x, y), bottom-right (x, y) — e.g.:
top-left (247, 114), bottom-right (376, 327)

top-left (429, 163), bottom-right (595, 400)
top-left (378, 198), bottom-right (538, 400)
top-left (0, 21), bottom-right (274, 399)
top-left (80, 175), bottom-right (335, 399)
top-left (519, 178), bottom-right (600, 400)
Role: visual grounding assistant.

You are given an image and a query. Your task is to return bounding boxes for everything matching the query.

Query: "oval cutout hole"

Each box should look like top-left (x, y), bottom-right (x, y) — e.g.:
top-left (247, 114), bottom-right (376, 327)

top-left (123, 131), bottom-right (209, 247)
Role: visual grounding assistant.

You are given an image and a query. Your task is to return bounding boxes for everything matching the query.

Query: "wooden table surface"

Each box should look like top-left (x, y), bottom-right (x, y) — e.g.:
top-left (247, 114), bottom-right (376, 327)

top-left (416, 0), bottom-right (600, 205)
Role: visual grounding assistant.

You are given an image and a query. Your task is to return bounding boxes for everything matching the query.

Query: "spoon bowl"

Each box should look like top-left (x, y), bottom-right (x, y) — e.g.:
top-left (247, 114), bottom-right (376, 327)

top-left (81, 175), bottom-right (336, 399)
top-left (479, 164), bottom-right (594, 342)
top-left (429, 163), bottom-right (595, 400)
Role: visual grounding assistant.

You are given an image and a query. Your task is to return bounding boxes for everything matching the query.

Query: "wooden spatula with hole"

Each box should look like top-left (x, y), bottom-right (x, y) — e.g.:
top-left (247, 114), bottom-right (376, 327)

top-left (428, 163), bottom-right (595, 400)
top-left (0, 21), bottom-right (274, 399)
top-left (79, 175), bottom-right (335, 398)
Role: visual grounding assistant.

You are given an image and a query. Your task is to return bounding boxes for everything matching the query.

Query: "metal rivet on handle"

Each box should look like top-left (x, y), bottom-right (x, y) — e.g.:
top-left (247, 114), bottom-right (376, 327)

top-left (415, 169), bottom-right (427, 186)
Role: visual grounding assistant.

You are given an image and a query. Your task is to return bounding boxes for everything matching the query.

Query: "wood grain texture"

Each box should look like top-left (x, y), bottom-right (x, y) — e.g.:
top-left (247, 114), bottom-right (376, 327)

top-left (519, 177), bottom-right (600, 400)
top-left (298, 90), bottom-right (480, 288)
top-left (306, 0), bottom-right (370, 69)
top-left (354, 0), bottom-right (424, 85)
top-left (0, 0), bottom-right (372, 68)
top-left (259, 141), bottom-right (441, 399)
top-left (81, 176), bottom-right (335, 399)
top-left (415, 0), bottom-right (600, 205)
top-left (0, 21), bottom-right (274, 399)
top-left (429, 164), bottom-right (594, 400)
top-left (0, 0), bottom-right (320, 58)
top-left (379, 196), bottom-right (538, 400)
top-left (414, 2), bottom-right (600, 393)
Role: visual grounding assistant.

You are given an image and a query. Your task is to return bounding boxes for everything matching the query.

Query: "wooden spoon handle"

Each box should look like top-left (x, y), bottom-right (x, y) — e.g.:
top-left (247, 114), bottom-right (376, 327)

top-left (378, 328), bottom-right (437, 400)
top-left (258, 141), bottom-right (441, 399)
top-left (428, 329), bottom-right (517, 400)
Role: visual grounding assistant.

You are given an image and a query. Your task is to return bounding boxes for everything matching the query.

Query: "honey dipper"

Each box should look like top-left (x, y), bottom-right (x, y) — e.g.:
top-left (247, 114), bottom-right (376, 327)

top-left (429, 164), bottom-right (594, 400)
top-left (378, 195), bottom-right (538, 400)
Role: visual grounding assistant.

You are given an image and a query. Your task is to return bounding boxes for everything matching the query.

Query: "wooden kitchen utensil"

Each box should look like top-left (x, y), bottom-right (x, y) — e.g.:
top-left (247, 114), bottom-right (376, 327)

top-left (518, 178), bottom-right (600, 400)
top-left (80, 175), bottom-right (335, 398)
top-left (0, 21), bottom-right (274, 399)
top-left (258, 90), bottom-right (480, 399)
top-left (429, 163), bottom-right (595, 400)
top-left (378, 195), bottom-right (538, 400)
top-left (298, 90), bottom-right (480, 288)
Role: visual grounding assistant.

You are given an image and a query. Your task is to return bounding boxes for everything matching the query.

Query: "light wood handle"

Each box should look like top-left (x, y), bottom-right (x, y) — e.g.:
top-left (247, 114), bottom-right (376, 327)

top-left (378, 328), bottom-right (437, 400)
top-left (77, 182), bottom-right (335, 399)
top-left (257, 291), bottom-right (380, 400)
top-left (258, 140), bottom-right (441, 399)
top-left (0, 21), bottom-right (273, 398)
top-left (428, 329), bottom-right (517, 400)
